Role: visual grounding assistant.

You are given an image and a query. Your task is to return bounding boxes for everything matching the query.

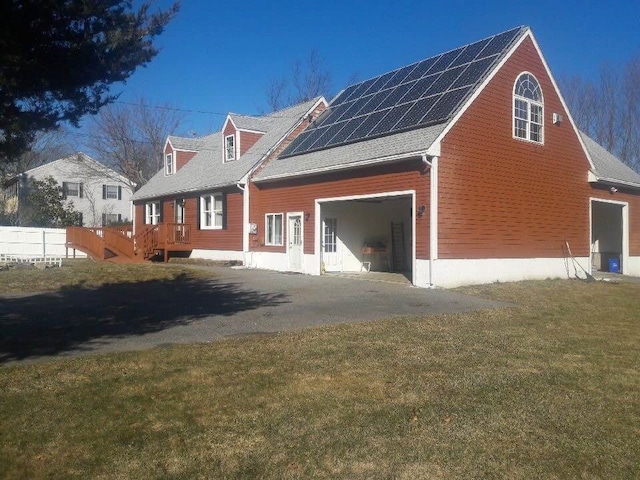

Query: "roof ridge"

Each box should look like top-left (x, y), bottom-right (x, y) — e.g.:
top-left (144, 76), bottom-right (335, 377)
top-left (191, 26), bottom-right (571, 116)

top-left (340, 26), bottom-right (528, 92)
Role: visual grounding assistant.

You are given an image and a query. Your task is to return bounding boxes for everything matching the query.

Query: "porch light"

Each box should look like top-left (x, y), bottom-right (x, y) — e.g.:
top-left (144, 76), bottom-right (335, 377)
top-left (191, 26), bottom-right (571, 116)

top-left (417, 205), bottom-right (426, 218)
top-left (304, 212), bottom-right (311, 221)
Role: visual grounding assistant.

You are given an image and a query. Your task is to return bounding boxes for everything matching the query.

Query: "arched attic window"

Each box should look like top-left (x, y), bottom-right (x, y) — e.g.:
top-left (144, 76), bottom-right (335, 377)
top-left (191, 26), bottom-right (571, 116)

top-left (513, 72), bottom-right (543, 144)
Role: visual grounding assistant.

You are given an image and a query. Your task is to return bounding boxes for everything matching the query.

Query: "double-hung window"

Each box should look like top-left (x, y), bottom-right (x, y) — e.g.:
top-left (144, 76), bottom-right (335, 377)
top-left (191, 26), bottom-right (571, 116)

top-left (165, 153), bottom-right (174, 175)
top-left (225, 135), bottom-right (235, 162)
top-left (102, 213), bottom-right (121, 226)
top-left (513, 72), bottom-right (544, 144)
top-left (200, 193), bottom-right (223, 229)
top-left (265, 213), bottom-right (283, 246)
top-left (103, 184), bottom-right (121, 200)
top-left (62, 181), bottom-right (82, 198)
top-left (145, 202), bottom-right (161, 225)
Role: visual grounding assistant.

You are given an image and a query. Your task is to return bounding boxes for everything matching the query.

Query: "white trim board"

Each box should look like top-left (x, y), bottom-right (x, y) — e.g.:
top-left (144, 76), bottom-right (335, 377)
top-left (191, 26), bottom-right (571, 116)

top-left (589, 197), bottom-right (629, 274)
top-left (189, 249), bottom-right (243, 262)
top-left (315, 190), bottom-right (417, 285)
top-left (430, 256), bottom-right (589, 288)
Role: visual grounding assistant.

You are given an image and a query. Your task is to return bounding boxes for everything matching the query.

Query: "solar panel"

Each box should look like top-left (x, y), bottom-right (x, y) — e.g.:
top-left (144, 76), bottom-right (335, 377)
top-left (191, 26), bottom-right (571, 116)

top-left (401, 75), bottom-right (440, 104)
top-left (394, 95), bottom-right (440, 130)
top-left (449, 37), bottom-right (492, 68)
top-left (281, 26), bottom-right (525, 158)
top-left (368, 103), bottom-right (415, 137)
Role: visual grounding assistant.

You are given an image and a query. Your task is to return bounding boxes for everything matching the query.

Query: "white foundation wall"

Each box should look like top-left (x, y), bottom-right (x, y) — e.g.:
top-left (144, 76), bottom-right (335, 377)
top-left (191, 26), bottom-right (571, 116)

top-left (189, 249), bottom-right (243, 261)
top-left (414, 259), bottom-right (431, 288)
top-left (246, 251), bottom-right (289, 272)
top-left (626, 257), bottom-right (640, 276)
top-left (431, 257), bottom-right (591, 288)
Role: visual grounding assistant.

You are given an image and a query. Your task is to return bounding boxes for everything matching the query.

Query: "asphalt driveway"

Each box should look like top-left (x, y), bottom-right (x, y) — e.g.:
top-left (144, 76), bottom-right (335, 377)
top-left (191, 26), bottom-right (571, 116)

top-left (0, 266), bottom-right (505, 364)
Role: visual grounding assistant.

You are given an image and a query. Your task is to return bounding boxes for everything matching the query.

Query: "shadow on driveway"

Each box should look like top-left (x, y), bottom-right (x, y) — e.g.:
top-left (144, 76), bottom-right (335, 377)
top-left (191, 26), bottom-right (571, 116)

top-left (0, 274), bottom-right (288, 363)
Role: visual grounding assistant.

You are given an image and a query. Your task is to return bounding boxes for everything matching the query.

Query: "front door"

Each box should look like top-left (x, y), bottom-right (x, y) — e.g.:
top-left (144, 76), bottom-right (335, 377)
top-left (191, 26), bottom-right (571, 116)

top-left (322, 217), bottom-right (340, 272)
top-left (288, 214), bottom-right (303, 272)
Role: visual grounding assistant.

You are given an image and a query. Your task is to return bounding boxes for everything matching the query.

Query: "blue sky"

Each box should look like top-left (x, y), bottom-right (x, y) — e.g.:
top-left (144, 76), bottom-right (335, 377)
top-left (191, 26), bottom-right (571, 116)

top-left (81, 0), bottom-right (639, 140)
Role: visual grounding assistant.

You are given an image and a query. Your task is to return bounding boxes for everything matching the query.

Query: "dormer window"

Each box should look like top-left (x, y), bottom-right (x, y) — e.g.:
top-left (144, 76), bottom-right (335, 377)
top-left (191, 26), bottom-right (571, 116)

top-left (513, 72), bottom-right (543, 144)
top-left (165, 153), bottom-right (174, 175)
top-left (225, 134), bottom-right (236, 162)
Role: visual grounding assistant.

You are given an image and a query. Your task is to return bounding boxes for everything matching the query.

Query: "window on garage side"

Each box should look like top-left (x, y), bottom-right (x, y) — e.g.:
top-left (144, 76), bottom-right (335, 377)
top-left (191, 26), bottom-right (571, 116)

top-left (513, 72), bottom-right (543, 144)
top-left (265, 213), bottom-right (283, 246)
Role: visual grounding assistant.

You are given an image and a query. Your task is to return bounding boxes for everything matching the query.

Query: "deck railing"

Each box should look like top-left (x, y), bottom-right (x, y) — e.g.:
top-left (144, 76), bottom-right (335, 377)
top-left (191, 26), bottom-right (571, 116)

top-left (66, 226), bottom-right (105, 260)
top-left (162, 223), bottom-right (191, 245)
top-left (67, 223), bottom-right (191, 262)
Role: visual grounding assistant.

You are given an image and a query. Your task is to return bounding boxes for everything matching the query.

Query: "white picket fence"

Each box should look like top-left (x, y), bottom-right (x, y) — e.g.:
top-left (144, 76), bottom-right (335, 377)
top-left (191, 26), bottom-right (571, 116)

top-left (0, 226), bottom-right (86, 260)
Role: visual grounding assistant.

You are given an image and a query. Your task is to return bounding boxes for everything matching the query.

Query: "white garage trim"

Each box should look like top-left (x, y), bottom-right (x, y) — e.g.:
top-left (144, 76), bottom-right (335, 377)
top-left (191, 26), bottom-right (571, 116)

top-left (315, 190), bottom-right (417, 285)
top-left (590, 197), bottom-right (629, 274)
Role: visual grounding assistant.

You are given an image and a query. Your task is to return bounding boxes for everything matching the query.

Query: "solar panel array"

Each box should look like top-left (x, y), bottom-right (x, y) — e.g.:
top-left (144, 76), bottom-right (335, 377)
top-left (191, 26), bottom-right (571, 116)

top-left (281, 26), bottom-right (525, 158)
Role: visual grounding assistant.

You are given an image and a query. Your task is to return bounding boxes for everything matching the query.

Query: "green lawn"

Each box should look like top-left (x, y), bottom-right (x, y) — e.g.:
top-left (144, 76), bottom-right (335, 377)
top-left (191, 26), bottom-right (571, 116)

top-left (0, 269), bottom-right (638, 479)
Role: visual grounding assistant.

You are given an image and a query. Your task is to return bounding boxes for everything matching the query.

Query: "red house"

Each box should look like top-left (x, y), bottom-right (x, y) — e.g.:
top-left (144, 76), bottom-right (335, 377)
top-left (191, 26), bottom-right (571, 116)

top-left (131, 98), bottom-right (326, 261)
top-left (247, 26), bottom-right (640, 287)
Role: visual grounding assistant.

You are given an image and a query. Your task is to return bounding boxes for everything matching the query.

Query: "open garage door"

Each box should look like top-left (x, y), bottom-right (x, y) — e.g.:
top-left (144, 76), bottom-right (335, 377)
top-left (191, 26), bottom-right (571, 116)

top-left (591, 199), bottom-right (628, 274)
top-left (319, 192), bottom-right (415, 283)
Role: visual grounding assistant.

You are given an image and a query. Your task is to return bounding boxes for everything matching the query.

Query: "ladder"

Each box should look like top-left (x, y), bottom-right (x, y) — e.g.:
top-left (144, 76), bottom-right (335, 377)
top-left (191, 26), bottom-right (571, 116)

top-left (390, 222), bottom-right (406, 272)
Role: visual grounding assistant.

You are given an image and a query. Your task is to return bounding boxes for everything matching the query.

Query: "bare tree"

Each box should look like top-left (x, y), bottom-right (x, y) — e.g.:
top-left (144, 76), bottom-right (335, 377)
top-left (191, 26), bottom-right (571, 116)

top-left (266, 50), bottom-right (333, 112)
top-left (563, 56), bottom-right (640, 172)
top-left (86, 98), bottom-right (184, 188)
top-left (0, 129), bottom-right (74, 178)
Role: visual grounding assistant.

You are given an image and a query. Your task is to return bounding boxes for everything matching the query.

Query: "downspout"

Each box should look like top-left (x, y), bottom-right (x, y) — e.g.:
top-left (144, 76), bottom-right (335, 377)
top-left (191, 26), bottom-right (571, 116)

top-left (421, 153), bottom-right (438, 288)
top-left (237, 182), bottom-right (249, 262)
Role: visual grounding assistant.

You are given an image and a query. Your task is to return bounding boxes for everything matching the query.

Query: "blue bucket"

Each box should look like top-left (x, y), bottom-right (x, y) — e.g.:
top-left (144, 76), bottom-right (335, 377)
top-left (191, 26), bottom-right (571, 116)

top-left (608, 257), bottom-right (620, 273)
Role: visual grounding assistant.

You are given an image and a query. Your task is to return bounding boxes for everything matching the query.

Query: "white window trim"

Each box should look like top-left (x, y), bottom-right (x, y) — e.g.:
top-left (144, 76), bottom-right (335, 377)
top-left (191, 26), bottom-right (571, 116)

top-left (145, 202), bottom-right (160, 225)
top-left (105, 184), bottom-right (119, 200)
top-left (165, 153), bottom-right (174, 175)
top-left (512, 71), bottom-right (544, 145)
top-left (224, 134), bottom-right (236, 162)
top-left (265, 213), bottom-right (284, 246)
top-left (200, 193), bottom-right (224, 230)
top-left (63, 181), bottom-right (81, 198)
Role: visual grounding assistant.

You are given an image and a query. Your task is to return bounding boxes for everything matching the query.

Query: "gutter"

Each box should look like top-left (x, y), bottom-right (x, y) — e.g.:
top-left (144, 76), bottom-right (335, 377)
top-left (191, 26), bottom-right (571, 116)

top-left (253, 149), bottom-right (430, 183)
top-left (589, 172), bottom-right (640, 191)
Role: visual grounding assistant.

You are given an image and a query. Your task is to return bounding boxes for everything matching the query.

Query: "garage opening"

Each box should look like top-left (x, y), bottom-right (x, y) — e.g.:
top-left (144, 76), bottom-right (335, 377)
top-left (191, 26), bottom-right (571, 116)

top-left (591, 199), bottom-right (624, 273)
top-left (319, 193), bottom-right (414, 283)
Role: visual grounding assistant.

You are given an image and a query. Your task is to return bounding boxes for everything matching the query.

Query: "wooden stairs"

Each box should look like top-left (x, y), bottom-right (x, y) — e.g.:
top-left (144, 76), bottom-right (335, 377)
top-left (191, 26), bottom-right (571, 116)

top-left (66, 224), bottom-right (192, 263)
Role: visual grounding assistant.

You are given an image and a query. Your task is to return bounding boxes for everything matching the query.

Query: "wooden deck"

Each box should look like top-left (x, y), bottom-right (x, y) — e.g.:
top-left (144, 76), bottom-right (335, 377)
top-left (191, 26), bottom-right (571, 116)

top-left (66, 223), bottom-right (193, 263)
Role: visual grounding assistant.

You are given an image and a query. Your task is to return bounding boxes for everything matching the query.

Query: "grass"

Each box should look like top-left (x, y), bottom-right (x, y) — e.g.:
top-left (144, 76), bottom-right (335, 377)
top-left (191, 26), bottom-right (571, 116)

top-left (0, 266), bottom-right (639, 478)
top-left (0, 259), bottom-right (215, 294)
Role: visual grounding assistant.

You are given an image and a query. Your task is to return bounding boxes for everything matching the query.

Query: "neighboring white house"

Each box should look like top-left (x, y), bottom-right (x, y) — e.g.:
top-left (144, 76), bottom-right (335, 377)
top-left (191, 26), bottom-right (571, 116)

top-left (2, 153), bottom-right (133, 227)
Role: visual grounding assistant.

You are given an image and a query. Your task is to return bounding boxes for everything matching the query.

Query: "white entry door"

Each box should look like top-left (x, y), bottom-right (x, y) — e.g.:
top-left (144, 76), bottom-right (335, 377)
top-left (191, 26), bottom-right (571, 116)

top-left (322, 217), bottom-right (340, 271)
top-left (288, 214), bottom-right (303, 272)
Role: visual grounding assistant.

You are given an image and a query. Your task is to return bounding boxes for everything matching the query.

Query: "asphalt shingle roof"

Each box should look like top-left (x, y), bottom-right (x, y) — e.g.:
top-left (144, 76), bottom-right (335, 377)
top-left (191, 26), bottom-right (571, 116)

top-left (168, 136), bottom-right (206, 151)
top-left (580, 131), bottom-right (640, 188)
top-left (228, 114), bottom-right (271, 132)
top-left (133, 98), bottom-right (322, 201)
top-left (254, 123), bottom-right (445, 181)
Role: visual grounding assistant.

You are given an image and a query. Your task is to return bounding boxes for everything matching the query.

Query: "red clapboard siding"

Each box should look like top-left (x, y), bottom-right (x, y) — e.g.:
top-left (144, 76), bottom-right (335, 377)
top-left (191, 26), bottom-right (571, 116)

top-left (182, 190), bottom-right (243, 251)
top-left (133, 190), bottom-right (243, 252)
top-left (250, 160), bottom-right (430, 259)
top-left (176, 150), bottom-right (197, 171)
top-left (439, 36), bottom-right (596, 259)
top-left (239, 131), bottom-right (263, 155)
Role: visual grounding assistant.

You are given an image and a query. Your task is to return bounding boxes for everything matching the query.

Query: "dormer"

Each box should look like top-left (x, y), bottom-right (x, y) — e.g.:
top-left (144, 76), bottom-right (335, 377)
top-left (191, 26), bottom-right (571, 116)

top-left (221, 114), bottom-right (267, 163)
top-left (164, 136), bottom-right (201, 175)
